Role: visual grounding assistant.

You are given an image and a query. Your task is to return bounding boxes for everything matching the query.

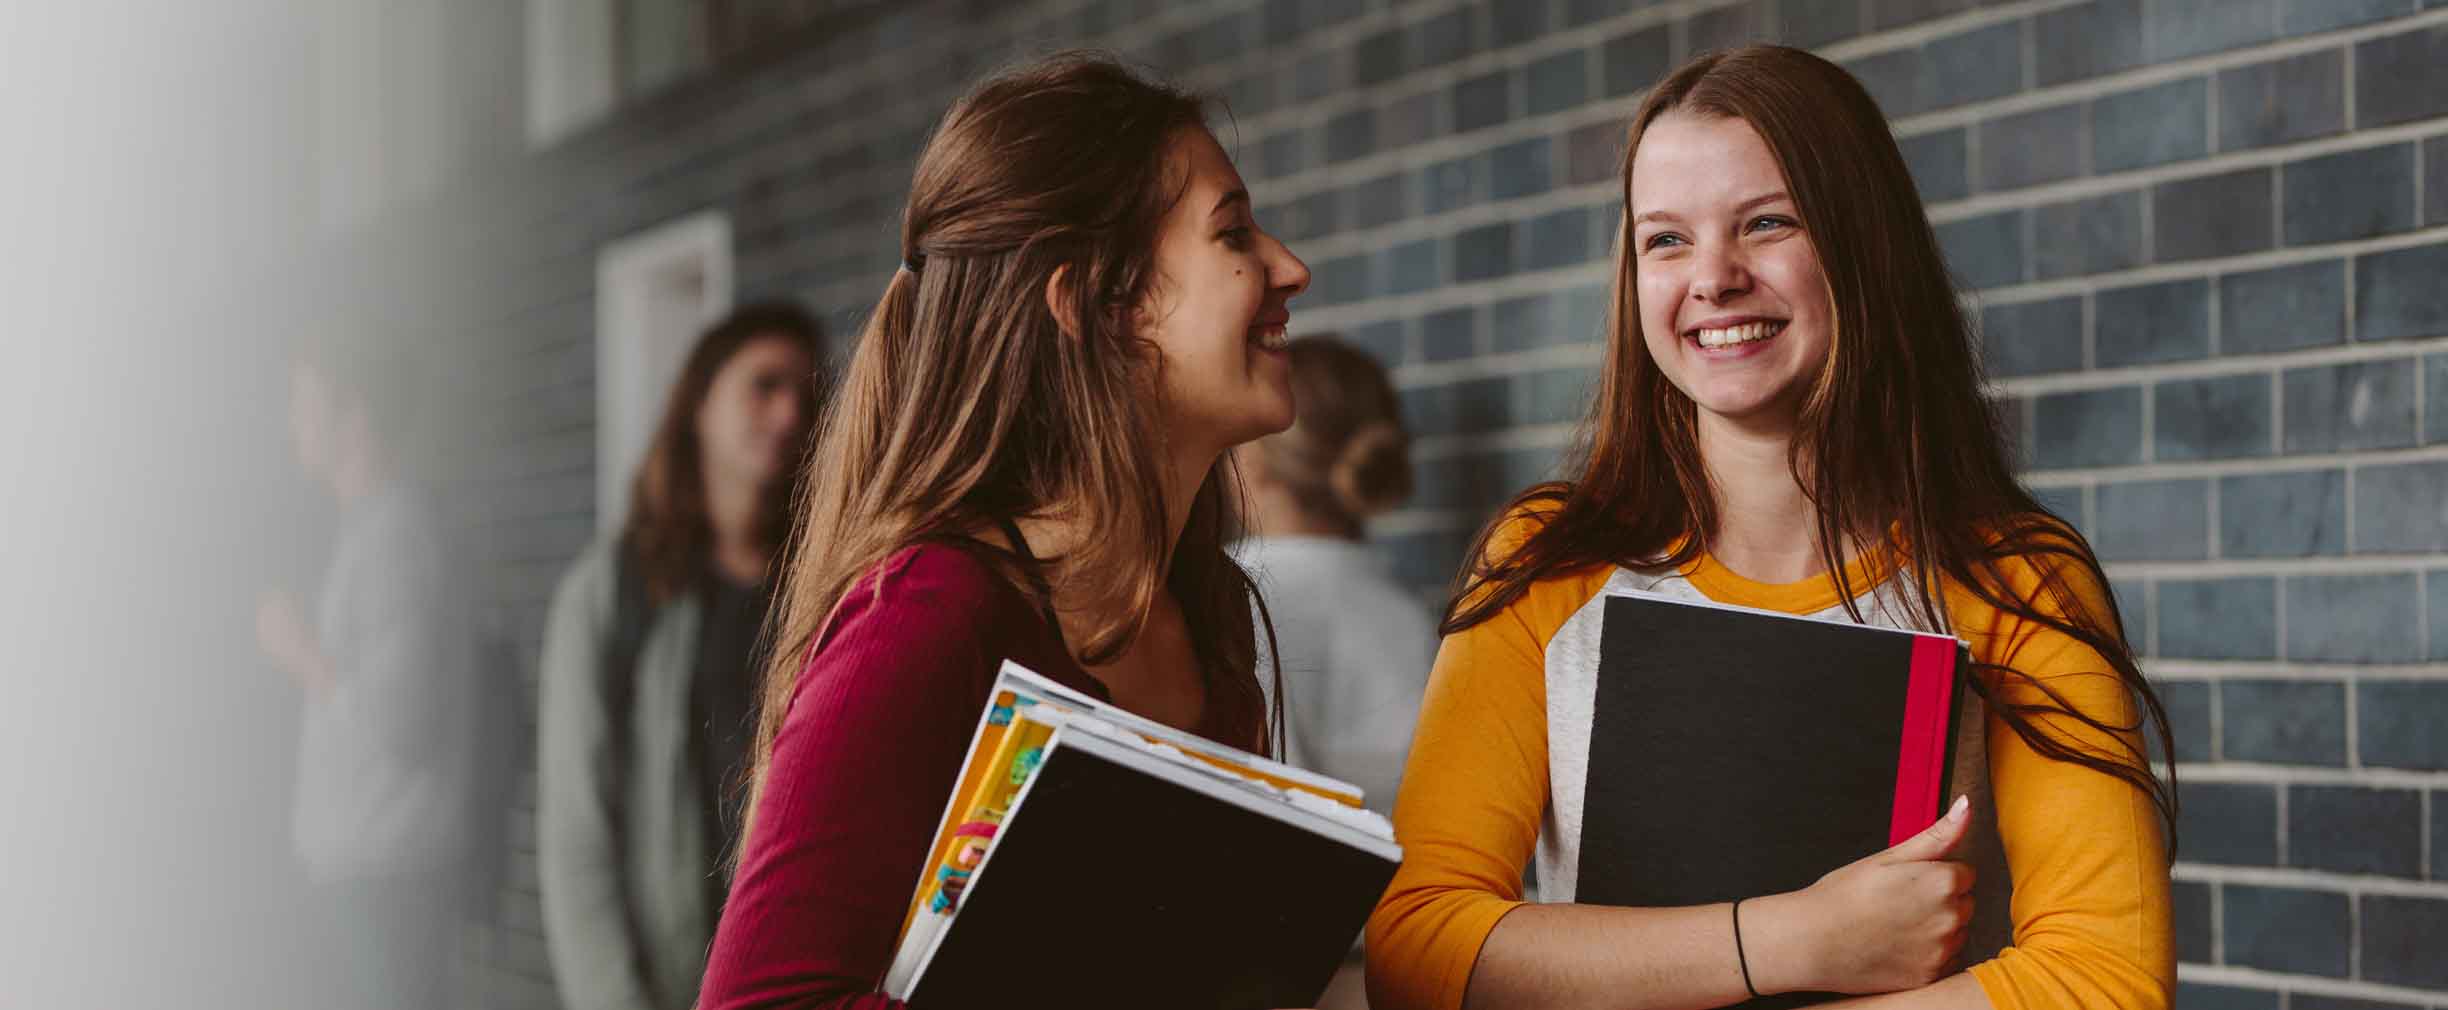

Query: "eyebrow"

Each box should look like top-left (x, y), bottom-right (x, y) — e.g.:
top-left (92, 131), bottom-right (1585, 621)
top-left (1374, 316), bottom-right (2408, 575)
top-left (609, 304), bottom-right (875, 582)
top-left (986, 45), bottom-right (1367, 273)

top-left (1631, 190), bottom-right (1795, 226)
top-left (1211, 189), bottom-right (1250, 216)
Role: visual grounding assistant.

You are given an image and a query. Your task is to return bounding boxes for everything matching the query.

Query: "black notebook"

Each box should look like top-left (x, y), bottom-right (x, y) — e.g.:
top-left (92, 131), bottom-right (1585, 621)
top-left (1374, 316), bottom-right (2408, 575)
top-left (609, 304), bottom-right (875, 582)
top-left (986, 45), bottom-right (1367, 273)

top-left (1577, 590), bottom-right (1967, 1009)
top-left (885, 663), bottom-right (1402, 1009)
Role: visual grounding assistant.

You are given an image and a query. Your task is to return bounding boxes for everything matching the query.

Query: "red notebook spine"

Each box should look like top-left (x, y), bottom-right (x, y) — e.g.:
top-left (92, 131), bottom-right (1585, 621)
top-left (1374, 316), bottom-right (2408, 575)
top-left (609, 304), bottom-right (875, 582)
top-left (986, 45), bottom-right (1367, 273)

top-left (1889, 637), bottom-right (1960, 845)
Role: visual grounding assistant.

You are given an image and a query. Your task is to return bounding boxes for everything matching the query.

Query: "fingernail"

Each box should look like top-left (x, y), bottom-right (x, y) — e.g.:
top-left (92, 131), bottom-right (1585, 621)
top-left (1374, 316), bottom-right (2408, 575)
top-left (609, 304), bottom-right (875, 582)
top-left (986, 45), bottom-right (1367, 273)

top-left (1949, 795), bottom-right (1969, 819)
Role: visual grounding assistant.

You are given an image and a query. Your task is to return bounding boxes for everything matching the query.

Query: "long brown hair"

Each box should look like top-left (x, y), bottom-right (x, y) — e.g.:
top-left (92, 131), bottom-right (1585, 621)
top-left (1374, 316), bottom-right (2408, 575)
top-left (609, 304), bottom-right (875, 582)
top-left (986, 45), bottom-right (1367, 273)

top-left (621, 300), bottom-right (826, 606)
top-left (1444, 46), bottom-right (2177, 850)
top-left (747, 53), bottom-right (1282, 817)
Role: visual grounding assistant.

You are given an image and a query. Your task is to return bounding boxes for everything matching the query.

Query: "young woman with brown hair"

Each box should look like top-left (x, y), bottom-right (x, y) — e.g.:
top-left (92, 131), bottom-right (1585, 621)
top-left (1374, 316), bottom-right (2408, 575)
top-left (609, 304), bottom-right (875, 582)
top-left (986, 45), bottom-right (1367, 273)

top-left (695, 53), bottom-right (1310, 1008)
top-left (538, 302), bottom-right (825, 1010)
top-left (1366, 46), bottom-right (2176, 1010)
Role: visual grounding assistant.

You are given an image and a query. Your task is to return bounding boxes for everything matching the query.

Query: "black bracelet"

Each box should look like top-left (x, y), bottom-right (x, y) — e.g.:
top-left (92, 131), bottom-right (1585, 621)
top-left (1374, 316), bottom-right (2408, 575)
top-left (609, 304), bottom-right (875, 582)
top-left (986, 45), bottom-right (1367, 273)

top-left (1732, 898), bottom-right (1762, 999)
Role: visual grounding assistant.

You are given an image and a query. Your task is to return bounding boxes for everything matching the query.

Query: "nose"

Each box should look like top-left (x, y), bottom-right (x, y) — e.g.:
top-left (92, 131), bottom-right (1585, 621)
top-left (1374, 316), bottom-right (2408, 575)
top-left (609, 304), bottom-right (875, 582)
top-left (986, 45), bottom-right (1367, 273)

top-left (1268, 233), bottom-right (1311, 298)
top-left (1689, 242), bottom-right (1752, 304)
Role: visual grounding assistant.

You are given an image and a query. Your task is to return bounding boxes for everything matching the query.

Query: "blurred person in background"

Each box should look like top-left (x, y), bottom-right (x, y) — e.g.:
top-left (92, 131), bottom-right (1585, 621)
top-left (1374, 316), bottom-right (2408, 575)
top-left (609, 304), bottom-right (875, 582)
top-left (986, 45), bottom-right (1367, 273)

top-left (258, 323), bottom-right (480, 1010)
top-left (539, 301), bottom-right (826, 1010)
top-left (1232, 335), bottom-right (1434, 1010)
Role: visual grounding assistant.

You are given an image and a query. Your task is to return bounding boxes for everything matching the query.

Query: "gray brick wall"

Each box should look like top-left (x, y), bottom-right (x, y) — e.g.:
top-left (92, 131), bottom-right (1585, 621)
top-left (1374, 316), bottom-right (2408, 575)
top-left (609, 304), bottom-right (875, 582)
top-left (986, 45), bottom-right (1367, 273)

top-left (449, 1), bottom-right (2448, 1006)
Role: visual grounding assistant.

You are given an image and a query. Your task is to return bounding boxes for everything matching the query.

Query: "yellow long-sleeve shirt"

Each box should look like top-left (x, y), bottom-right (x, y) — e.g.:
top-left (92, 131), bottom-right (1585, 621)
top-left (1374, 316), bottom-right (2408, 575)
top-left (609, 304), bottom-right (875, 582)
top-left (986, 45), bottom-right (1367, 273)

top-left (1365, 513), bottom-right (2173, 1010)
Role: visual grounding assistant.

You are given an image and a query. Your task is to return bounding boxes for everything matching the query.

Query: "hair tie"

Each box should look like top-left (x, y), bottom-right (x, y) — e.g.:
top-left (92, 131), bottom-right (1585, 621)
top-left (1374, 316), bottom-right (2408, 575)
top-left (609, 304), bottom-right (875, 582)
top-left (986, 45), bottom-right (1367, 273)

top-left (903, 248), bottom-right (926, 273)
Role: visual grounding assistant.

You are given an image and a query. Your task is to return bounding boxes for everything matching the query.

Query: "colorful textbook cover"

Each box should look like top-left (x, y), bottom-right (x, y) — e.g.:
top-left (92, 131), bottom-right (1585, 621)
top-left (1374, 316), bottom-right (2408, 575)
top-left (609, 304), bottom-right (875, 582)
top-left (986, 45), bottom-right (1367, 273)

top-left (1577, 589), bottom-right (1967, 1009)
top-left (882, 661), bottom-right (1402, 1009)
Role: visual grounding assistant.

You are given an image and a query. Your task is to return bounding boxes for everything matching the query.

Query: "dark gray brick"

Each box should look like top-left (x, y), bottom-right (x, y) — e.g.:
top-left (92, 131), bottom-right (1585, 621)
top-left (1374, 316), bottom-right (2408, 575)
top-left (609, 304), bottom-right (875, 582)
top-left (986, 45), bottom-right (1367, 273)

top-left (2031, 386), bottom-right (2142, 469)
top-left (1491, 293), bottom-right (1551, 353)
top-left (1452, 70), bottom-right (1512, 134)
top-left (1872, 0), bottom-right (1974, 30)
top-left (1977, 104), bottom-right (2084, 192)
top-left (2355, 26), bottom-right (2448, 128)
top-left (1524, 206), bottom-right (1596, 272)
top-left (2146, 0), bottom-right (2279, 61)
top-left (2285, 0), bottom-right (2416, 32)
top-left (1489, 137), bottom-right (1554, 201)
top-left (1418, 306), bottom-right (1480, 364)
top-left (1385, 526), bottom-right (1472, 590)
top-left (1897, 128), bottom-right (1968, 203)
top-left (1347, 172), bottom-right (1410, 231)
top-left (2152, 168), bottom-right (2274, 263)
top-left (1980, 297), bottom-right (2084, 378)
top-left (1523, 367), bottom-right (1594, 425)
top-left (2156, 374), bottom-right (2270, 462)
top-left (2361, 682), bottom-right (2448, 770)
top-left (1566, 0), bottom-right (1638, 26)
top-left (2030, 484), bottom-right (2085, 528)
top-left (1306, 253), bottom-right (1369, 307)
top-left (1401, 374), bottom-right (1511, 438)
top-left (2156, 678), bottom-right (2210, 761)
top-left (1490, 0), bottom-right (1553, 47)
top-left (1343, 319), bottom-right (1406, 366)
top-left (2093, 479), bottom-right (2208, 561)
top-left (2092, 78), bottom-right (2208, 174)
top-left (1420, 154), bottom-right (1485, 215)
top-left (2289, 785), bottom-right (2422, 876)
top-left (2293, 996), bottom-right (2428, 1010)
top-left (1276, 189), bottom-right (1339, 242)
top-left (2429, 354), bottom-right (2448, 443)
top-left (2216, 50), bottom-right (2346, 152)
top-left (2096, 279), bottom-right (2210, 368)
top-left (2435, 570), bottom-right (2448, 661)
top-left (2171, 879), bottom-right (2211, 964)
top-left (2356, 241), bottom-right (2448, 341)
top-left (1382, 90), bottom-right (1443, 150)
top-left (2220, 469), bottom-right (2345, 557)
top-left (1566, 121), bottom-right (1624, 187)
top-left (2281, 359), bottom-right (2418, 453)
top-left (2224, 680), bottom-right (2348, 766)
top-left (2181, 782), bottom-right (2280, 866)
top-left (1844, 48), bottom-right (1923, 117)
top-left (1325, 107), bottom-right (1377, 164)
top-left (2033, 191), bottom-right (2143, 281)
top-left (1919, 21), bottom-right (2021, 111)
top-left (1411, 8), bottom-right (1478, 68)
top-left (1935, 210), bottom-right (2025, 290)
top-left (1526, 49), bottom-right (1589, 117)
top-left (1452, 222), bottom-right (1516, 282)
top-left (1380, 238), bottom-right (1442, 296)
top-left (2176, 984), bottom-right (2279, 1010)
top-left (1779, 0), bottom-right (1864, 48)
top-left (2221, 259), bottom-right (2346, 354)
top-left (2353, 460), bottom-right (2448, 553)
top-left (2224, 884), bottom-right (2348, 976)
top-left (2287, 572), bottom-right (2421, 662)
top-left (1223, 72), bottom-right (1274, 119)
top-left (1557, 284), bottom-right (1607, 347)
top-left (2284, 144), bottom-right (2417, 246)
top-left (1689, 1), bottom-right (1775, 55)
top-left (2435, 781), bottom-right (2448, 867)
top-left (2428, 136), bottom-right (2448, 227)
top-left (2035, 0), bottom-right (2145, 86)
top-left (2158, 577), bottom-right (2278, 660)
top-left (2362, 895), bottom-right (2448, 989)
top-left (1355, 28), bottom-right (1406, 86)
top-left (1601, 26), bottom-right (1670, 98)
top-left (1259, 129), bottom-right (1311, 179)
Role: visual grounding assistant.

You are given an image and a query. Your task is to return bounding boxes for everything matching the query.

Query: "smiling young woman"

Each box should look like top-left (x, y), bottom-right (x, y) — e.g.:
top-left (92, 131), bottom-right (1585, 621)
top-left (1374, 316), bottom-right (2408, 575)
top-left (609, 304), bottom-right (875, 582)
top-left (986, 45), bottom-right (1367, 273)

top-left (1365, 46), bottom-right (2177, 1010)
top-left (692, 52), bottom-right (1311, 1010)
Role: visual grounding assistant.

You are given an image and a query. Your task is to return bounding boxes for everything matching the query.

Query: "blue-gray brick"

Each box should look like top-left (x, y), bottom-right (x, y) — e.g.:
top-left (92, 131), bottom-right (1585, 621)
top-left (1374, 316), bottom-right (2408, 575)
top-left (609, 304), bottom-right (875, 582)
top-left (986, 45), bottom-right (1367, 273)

top-left (1897, 128), bottom-right (1968, 203)
top-left (1382, 89), bottom-right (1442, 150)
top-left (1355, 28), bottom-right (1405, 86)
top-left (2431, 354), bottom-right (2448, 444)
top-left (2361, 895), bottom-right (2448, 989)
top-left (2224, 884), bottom-right (2349, 976)
top-left (2157, 374), bottom-right (2269, 462)
top-left (1326, 107), bottom-right (1377, 164)
top-left (1412, 8), bottom-right (1477, 67)
top-left (1419, 306), bottom-right (1480, 362)
top-left (2354, 461), bottom-right (2448, 554)
top-left (2157, 678), bottom-right (2209, 761)
top-left (2289, 785), bottom-right (2422, 876)
top-left (2428, 136), bottom-right (2448, 227)
top-left (2360, 681), bottom-right (2448, 770)
top-left (1978, 104), bottom-right (2084, 192)
top-left (2217, 50), bottom-right (2345, 152)
top-left (1489, 137), bottom-right (1553, 201)
top-left (2092, 78), bottom-right (2207, 174)
top-left (2177, 984), bottom-right (2278, 1010)
top-left (2434, 782), bottom-right (2447, 870)
top-left (2224, 680), bottom-right (2348, 765)
top-left (2287, 572), bottom-right (2422, 662)
top-left (1453, 70), bottom-right (1511, 134)
top-left (1602, 26), bottom-right (1670, 97)
top-left (2157, 577), bottom-right (2277, 659)
top-left (1524, 206), bottom-right (1596, 272)
top-left (1420, 154), bottom-right (1485, 215)
top-left (1490, 0), bottom-right (1553, 47)
top-left (1452, 222), bottom-right (1516, 282)
top-left (1566, 121), bottom-right (1622, 187)
top-left (2285, 0), bottom-right (2416, 33)
top-left (1380, 238), bottom-right (1442, 296)
top-left (1491, 293), bottom-right (1551, 354)
top-left (1259, 129), bottom-right (1311, 179)
top-left (2221, 259), bottom-right (2346, 354)
top-left (2281, 359), bottom-right (2417, 453)
top-left (1688, 1), bottom-right (1773, 55)
top-left (2152, 169), bottom-right (2274, 263)
top-left (2146, 0), bottom-right (2279, 60)
top-left (1980, 297), bottom-right (2084, 378)
top-left (2033, 191), bottom-right (2143, 281)
top-left (2092, 479), bottom-right (2208, 561)
top-left (1844, 48), bottom-right (1923, 117)
top-left (1526, 49), bottom-right (1588, 118)
top-left (2284, 144), bottom-right (2417, 246)
top-left (2172, 879), bottom-right (2211, 963)
top-left (1385, 526), bottom-right (1472, 588)
top-left (1524, 367), bottom-right (1593, 425)
top-left (2096, 279), bottom-right (2210, 367)
top-left (1307, 253), bottom-right (1369, 307)
top-left (2221, 469), bottom-right (2344, 556)
top-left (1401, 374), bottom-right (1509, 437)
top-left (2293, 994), bottom-right (2426, 1010)
top-left (1780, 0), bottom-right (1865, 48)
top-left (2355, 242), bottom-right (2448, 341)
top-left (1919, 21), bottom-right (2021, 111)
top-left (1936, 210), bottom-right (2025, 290)
top-left (2435, 570), bottom-right (2448, 661)
top-left (2031, 386), bottom-right (2141, 469)
top-left (2035, 0), bottom-right (2145, 85)
top-left (2029, 484), bottom-right (2085, 529)
top-left (1347, 173), bottom-right (1410, 231)
top-left (2355, 26), bottom-right (2448, 128)
top-left (1344, 319), bottom-right (1406, 366)
top-left (1557, 284), bottom-right (1606, 347)
top-left (2181, 782), bottom-right (2279, 866)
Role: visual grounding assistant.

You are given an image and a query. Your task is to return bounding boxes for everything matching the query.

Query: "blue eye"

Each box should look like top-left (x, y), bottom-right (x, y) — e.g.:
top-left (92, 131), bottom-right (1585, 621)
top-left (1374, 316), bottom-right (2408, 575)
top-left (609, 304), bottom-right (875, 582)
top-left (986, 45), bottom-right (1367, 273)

top-left (1748, 216), bottom-right (1795, 234)
top-left (1643, 233), bottom-right (1686, 251)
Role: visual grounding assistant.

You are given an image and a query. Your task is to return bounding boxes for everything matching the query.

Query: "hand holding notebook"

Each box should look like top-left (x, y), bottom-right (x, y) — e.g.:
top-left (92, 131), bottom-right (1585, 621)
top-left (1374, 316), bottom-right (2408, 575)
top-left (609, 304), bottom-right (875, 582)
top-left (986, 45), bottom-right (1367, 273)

top-left (1741, 794), bottom-right (1976, 997)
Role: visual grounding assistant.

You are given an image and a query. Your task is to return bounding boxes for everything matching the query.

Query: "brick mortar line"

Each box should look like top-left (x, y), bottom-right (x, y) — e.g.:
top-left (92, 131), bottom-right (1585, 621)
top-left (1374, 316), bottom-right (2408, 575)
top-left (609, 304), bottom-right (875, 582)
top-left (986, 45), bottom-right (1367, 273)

top-left (1992, 332), bottom-right (2448, 398)
top-left (2180, 961), bottom-right (2448, 1005)
top-left (1409, 420), bottom-right (1580, 461)
top-left (2102, 554), bottom-right (2448, 579)
top-left (1283, 179), bottom-right (1626, 271)
top-left (2172, 863), bottom-right (2448, 901)
top-left (2021, 441), bottom-right (2448, 483)
top-left (1890, 7), bottom-right (2448, 137)
top-left (2275, 780), bottom-right (2288, 866)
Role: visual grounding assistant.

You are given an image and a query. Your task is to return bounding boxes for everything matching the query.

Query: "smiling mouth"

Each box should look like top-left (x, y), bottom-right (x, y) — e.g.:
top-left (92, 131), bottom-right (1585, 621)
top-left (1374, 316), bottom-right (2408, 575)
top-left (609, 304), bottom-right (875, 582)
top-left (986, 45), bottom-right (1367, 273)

top-left (1250, 321), bottom-right (1289, 351)
top-left (1687, 320), bottom-right (1786, 349)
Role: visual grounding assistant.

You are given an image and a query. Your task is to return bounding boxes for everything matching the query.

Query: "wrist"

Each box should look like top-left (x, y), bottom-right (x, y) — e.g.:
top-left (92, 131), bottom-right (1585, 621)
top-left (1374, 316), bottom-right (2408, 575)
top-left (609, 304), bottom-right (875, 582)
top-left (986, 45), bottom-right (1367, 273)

top-left (1738, 890), bottom-right (1821, 995)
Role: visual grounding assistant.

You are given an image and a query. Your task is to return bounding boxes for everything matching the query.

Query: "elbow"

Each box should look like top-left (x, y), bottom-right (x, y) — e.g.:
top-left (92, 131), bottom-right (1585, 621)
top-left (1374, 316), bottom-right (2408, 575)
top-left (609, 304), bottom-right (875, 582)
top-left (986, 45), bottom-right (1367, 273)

top-left (1978, 935), bottom-right (2172, 1010)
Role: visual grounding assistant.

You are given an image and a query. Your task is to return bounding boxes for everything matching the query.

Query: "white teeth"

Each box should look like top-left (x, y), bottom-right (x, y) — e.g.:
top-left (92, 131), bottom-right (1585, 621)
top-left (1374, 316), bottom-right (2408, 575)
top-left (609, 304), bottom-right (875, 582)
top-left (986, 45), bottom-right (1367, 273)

top-left (1252, 324), bottom-right (1288, 351)
top-left (1693, 321), bottom-right (1784, 348)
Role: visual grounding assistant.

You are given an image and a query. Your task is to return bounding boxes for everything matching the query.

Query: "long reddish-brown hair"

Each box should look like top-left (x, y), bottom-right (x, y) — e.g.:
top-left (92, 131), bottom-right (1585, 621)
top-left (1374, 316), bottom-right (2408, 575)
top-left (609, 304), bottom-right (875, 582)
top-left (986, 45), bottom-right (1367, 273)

top-left (621, 301), bottom-right (826, 607)
top-left (746, 53), bottom-right (1282, 819)
top-left (1445, 45), bottom-right (2177, 848)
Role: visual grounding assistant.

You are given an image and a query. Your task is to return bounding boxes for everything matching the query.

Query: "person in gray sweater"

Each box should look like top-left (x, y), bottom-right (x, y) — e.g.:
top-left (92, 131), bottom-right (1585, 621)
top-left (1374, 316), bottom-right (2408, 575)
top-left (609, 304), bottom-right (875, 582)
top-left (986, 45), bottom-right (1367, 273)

top-left (538, 302), bottom-right (825, 1010)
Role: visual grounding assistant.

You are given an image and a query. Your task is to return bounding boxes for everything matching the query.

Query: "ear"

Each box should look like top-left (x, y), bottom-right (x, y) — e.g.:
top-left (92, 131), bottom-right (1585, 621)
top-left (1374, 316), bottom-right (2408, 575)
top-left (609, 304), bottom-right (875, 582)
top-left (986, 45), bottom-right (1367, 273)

top-left (1043, 264), bottom-right (1084, 340)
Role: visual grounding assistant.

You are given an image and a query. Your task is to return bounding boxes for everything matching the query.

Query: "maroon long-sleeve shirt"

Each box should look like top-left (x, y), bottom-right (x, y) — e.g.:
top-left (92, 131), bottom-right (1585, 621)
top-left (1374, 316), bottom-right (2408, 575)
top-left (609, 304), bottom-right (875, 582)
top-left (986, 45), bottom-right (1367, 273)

top-left (696, 541), bottom-right (1261, 1009)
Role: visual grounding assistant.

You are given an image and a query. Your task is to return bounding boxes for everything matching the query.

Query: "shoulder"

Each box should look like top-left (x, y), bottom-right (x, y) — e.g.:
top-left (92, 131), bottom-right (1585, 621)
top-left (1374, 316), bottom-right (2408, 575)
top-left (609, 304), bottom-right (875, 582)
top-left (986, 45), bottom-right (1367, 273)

top-left (545, 536), bottom-right (621, 620)
top-left (1949, 511), bottom-right (2129, 649)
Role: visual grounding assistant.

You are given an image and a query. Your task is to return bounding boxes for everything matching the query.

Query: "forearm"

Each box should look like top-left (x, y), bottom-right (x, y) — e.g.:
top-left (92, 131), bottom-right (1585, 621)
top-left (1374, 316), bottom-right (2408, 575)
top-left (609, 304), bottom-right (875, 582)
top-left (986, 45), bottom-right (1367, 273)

top-left (1462, 893), bottom-right (1816, 1010)
top-left (1816, 973), bottom-right (1991, 1010)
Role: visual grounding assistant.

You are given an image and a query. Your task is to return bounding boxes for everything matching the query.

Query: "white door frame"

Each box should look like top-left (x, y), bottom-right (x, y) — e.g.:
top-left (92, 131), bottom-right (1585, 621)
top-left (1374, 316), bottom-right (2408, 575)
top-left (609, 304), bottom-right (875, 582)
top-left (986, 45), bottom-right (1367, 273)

top-left (594, 210), bottom-right (733, 532)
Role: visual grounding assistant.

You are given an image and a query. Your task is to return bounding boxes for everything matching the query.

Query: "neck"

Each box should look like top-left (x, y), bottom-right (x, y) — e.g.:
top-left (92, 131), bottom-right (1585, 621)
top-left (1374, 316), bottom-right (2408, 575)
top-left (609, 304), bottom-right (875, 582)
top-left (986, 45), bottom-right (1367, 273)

top-left (1695, 412), bottom-right (1834, 585)
top-left (705, 470), bottom-right (770, 584)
